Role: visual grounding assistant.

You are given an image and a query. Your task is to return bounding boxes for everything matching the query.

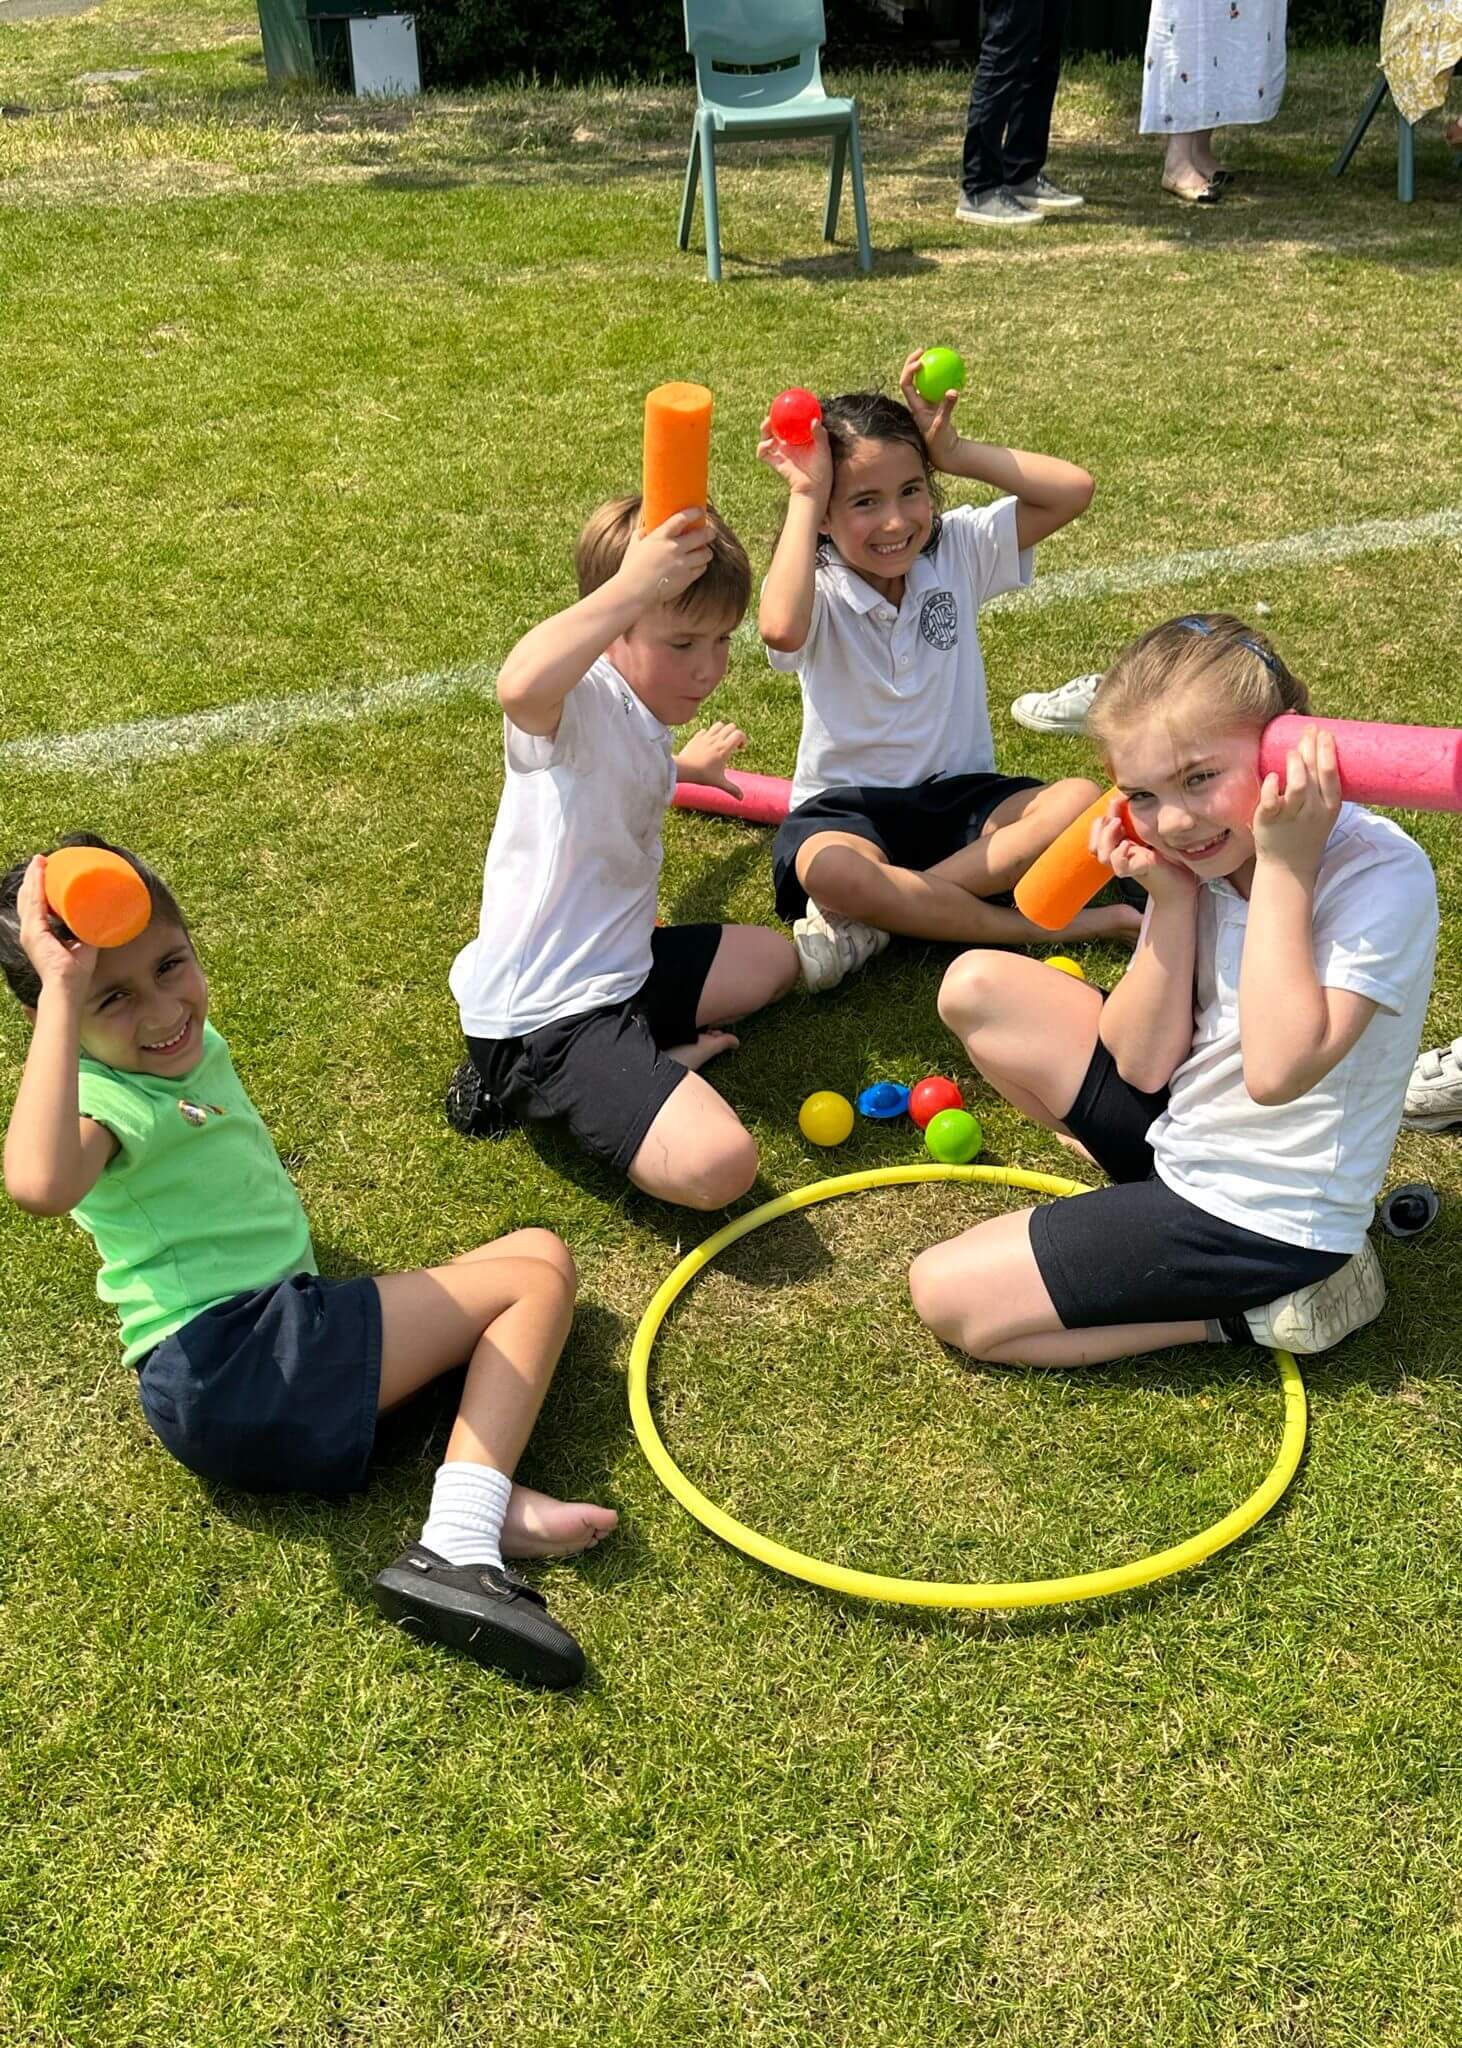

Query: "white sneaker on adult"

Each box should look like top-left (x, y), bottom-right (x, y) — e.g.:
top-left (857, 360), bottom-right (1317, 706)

top-left (1007, 172), bottom-right (1085, 212)
top-left (793, 904), bottom-right (890, 994)
top-left (954, 188), bottom-right (1047, 227)
top-left (1403, 1038), bottom-right (1462, 1131)
top-left (1010, 672), bottom-right (1103, 736)
top-left (1244, 1240), bottom-right (1386, 1355)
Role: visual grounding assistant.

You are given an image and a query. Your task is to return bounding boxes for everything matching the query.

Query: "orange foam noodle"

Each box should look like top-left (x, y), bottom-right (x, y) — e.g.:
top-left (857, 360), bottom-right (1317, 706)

top-left (642, 382), bottom-right (713, 535)
top-left (44, 846), bottom-right (151, 949)
top-left (1014, 790), bottom-right (1119, 931)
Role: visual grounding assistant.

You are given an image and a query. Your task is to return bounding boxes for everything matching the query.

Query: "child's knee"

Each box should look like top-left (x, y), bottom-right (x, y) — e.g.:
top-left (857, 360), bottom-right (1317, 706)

top-left (744, 926), bottom-right (800, 1002)
top-left (909, 1245), bottom-right (970, 1348)
top-left (1048, 775), bottom-right (1103, 822)
top-left (937, 948), bottom-right (1019, 1037)
top-left (803, 845), bottom-right (883, 920)
top-left (677, 1127), bottom-right (759, 1210)
top-left (514, 1228), bottom-right (578, 1294)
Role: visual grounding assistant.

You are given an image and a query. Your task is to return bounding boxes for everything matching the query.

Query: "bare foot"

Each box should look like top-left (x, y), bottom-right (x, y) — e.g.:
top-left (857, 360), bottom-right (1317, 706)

top-left (1052, 904), bottom-right (1144, 949)
top-left (1055, 1132), bottom-right (1097, 1166)
top-left (668, 1028), bottom-right (739, 1072)
top-left (501, 1485), bottom-right (618, 1560)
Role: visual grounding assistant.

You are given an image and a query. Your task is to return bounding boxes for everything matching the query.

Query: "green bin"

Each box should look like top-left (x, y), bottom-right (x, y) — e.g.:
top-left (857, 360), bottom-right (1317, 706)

top-left (255, 0), bottom-right (317, 82)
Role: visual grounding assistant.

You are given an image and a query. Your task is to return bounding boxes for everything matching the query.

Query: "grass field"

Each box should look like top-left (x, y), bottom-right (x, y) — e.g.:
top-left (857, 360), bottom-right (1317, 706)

top-left (2, 7), bottom-right (1461, 2043)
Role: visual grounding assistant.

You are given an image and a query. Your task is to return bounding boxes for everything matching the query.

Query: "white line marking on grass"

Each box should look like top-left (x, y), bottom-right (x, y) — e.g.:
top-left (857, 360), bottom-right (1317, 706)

top-left (991, 506), bottom-right (1462, 612)
top-left (6, 508), bottom-right (1458, 779)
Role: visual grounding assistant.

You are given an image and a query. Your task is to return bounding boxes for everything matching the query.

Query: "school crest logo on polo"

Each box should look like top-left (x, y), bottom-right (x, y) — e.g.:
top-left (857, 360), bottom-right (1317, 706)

top-left (919, 590), bottom-right (958, 651)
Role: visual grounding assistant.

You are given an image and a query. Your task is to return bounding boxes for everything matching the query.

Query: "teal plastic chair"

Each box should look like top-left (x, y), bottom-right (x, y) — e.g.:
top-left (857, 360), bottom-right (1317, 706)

top-left (678, 0), bottom-right (873, 283)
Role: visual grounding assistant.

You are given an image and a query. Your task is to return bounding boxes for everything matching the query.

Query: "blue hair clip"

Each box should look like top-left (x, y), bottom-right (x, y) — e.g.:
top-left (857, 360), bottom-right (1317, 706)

top-left (1175, 614), bottom-right (1280, 675)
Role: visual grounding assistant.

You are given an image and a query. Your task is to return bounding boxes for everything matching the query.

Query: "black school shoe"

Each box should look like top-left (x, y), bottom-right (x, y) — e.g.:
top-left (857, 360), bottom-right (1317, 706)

top-left (444, 1058), bottom-right (511, 1140)
top-left (373, 1544), bottom-right (586, 1689)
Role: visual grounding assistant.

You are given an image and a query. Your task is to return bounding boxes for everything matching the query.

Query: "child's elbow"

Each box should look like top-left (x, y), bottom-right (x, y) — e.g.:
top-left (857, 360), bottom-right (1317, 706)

top-left (1243, 1063), bottom-right (1304, 1109)
top-left (1070, 469), bottom-right (1095, 514)
top-left (6, 1171), bottom-right (72, 1217)
top-left (758, 614), bottom-right (805, 656)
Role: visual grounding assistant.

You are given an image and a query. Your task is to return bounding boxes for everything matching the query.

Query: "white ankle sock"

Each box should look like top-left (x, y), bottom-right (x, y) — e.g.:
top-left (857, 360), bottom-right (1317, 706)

top-left (419, 1461), bottom-right (512, 1570)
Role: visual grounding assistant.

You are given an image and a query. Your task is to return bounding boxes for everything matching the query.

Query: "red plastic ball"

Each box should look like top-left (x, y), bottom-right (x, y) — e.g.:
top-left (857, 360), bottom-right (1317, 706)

top-left (769, 387), bottom-right (822, 447)
top-left (909, 1075), bottom-right (963, 1130)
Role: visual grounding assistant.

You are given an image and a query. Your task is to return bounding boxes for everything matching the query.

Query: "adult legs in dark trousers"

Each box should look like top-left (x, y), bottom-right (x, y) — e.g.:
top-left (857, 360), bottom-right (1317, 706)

top-left (956, 0), bottom-right (1082, 227)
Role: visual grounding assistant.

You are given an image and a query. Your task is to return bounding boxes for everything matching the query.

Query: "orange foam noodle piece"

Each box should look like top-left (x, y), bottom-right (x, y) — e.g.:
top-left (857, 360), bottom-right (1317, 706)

top-left (1014, 790), bottom-right (1120, 932)
top-left (642, 382), bottom-right (713, 534)
top-left (44, 847), bottom-right (151, 949)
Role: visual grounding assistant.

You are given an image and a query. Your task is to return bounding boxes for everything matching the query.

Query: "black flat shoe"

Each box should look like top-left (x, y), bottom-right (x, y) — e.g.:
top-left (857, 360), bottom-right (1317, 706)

top-left (444, 1058), bottom-right (511, 1140)
top-left (1208, 167), bottom-right (1235, 187)
top-left (373, 1544), bottom-right (586, 1689)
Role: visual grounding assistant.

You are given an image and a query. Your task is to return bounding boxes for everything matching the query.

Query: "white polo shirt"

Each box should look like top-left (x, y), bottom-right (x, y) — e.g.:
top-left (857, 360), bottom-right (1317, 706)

top-left (766, 497), bottom-right (1034, 808)
top-left (1148, 805), bottom-right (1438, 1253)
top-left (449, 657), bottom-right (675, 1039)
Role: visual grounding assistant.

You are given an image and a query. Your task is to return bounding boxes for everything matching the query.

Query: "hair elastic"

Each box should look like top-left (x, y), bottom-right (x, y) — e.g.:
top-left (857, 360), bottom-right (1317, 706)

top-left (1175, 614), bottom-right (1281, 675)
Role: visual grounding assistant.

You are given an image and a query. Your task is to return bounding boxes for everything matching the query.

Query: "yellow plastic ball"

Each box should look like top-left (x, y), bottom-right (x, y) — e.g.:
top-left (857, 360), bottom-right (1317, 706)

top-left (1044, 955), bottom-right (1086, 980)
top-left (798, 1090), bottom-right (855, 1147)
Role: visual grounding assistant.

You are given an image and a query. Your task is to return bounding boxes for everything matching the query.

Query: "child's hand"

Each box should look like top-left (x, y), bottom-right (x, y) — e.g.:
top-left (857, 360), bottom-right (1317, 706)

top-left (1091, 809), bottom-right (1197, 906)
top-left (675, 720), bottom-right (747, 797)
top-left (617, 511), bottom-right (715, 613)
top-left (899, 349), bottom-right (962, 469)
top-left (756, 416), bottom-right (833, 511)
top-left (16, 856), bottom-right (98, 1001)
top-left (1252, 728), bottom-right (1341, 880)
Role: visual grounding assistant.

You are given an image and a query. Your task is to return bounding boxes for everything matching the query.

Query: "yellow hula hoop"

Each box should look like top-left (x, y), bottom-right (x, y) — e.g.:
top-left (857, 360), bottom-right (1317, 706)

top-left (628, 1163), bottom-right (1308, 1611)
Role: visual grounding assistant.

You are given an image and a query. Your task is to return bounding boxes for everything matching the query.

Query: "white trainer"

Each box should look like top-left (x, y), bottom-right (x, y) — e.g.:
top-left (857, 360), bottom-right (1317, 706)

top-left (1403, 1038), bottom-right (1462, 1131)
top-left (1244, 1240), bottom-right (1386, 1355)
top-left (793, 903), bottom-right (890, 994)
top-left (1010, 672), bottom-right (1103, 735)
top-left (1007, 172), bottom-right (1085, 212)
top-left (955, 188), bottom-right (1047, 228)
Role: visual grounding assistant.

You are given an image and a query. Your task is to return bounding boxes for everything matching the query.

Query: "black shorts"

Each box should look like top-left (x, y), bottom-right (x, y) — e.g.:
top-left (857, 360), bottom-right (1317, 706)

top-left (1028, 1039), bottom-right (1349, 1332)
top-left (771, 773), bottom-right (1044, 923)
top-left (138, 1270), bottom-right (383, 1496)
top-left (466, 922), bottom-right (724, 1173)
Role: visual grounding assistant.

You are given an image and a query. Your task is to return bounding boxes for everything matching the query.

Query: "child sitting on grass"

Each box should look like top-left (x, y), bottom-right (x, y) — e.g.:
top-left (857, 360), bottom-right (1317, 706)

top-left (446, 497), bottom-right (798, 1209)
top-left (909, 615), bottom-right (1438, 1364)
top-left (2, 839), bottom-right (616, 1691)
top-left (757, 347), bottom-right (1142, 993)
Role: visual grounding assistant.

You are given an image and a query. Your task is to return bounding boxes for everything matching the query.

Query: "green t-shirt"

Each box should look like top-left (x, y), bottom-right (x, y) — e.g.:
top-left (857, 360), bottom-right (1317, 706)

top-left (72, 1022), bottom-right (317, 1367)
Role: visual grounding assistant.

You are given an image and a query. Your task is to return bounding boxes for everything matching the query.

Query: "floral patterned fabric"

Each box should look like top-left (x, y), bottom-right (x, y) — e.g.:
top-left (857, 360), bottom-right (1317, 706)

top-left (1140, 1), bottom-right (1288, 134)
top-left (1381, 0), bottom-right (1462, 125)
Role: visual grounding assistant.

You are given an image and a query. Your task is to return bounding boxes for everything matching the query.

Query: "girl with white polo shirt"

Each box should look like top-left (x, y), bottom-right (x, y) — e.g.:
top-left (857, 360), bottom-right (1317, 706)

top-left (910, 615), bottom-right (1438, 1363)
top-left (757, 348), bottom-right (1142, 993)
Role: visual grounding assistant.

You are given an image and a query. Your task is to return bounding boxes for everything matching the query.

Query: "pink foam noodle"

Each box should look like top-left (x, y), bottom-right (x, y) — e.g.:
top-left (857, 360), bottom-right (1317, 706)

top-left (672, 771), bottom-right (793, 827)
top-left (1259, 716), bottom-right (1462, 811)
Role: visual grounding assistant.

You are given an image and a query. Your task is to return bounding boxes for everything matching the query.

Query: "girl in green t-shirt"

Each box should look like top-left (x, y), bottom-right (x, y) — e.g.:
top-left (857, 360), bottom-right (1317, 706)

top-left (2, 835), bottom-right (616, 1692)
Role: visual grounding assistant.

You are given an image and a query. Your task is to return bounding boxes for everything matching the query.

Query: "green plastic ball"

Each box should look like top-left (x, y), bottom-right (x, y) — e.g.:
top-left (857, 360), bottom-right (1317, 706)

top-left (799, 1090), bottom-right (855, 1147)
top-left (923, 1107), bottom-right (983, 1164)
top-left (913, 347), bottom-right (966, 407)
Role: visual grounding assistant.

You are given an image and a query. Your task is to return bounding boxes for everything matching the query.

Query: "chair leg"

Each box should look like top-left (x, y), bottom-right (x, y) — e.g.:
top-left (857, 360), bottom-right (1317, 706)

top-left (678, 126), bottom-right (700, 251)
top-left (698, 113), bottom-right (722, 284)
top-left (1332, 73), bottom-right (1388, 178)
top-left (1398, 113), bottom-right (1415, 202)
top-left (824, 128), bottom-right (847, 242)
top-left (847, 107), bottom-right (873, 274)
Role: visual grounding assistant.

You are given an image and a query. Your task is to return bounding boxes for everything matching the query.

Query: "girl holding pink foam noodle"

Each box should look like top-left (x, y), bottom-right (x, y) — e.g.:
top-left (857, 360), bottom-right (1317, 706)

top-left (910, 613), bottom-right (1438, 1365)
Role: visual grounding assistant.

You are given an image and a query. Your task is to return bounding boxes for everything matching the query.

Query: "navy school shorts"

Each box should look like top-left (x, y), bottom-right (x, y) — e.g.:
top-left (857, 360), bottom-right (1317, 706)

top-left (1028, 1038), bottom-right (1349, 1332)
top-left (771, 773), bottom-right (1044, 923)
top-left (466, 921), bottom-right (725, 1174)
top-left (138, 1270), bottom-right (382, 1496)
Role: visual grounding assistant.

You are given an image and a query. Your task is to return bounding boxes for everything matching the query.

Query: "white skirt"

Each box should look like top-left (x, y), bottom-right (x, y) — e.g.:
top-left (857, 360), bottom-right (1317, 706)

top-left (1140, 0), bottom-right (1288, 135)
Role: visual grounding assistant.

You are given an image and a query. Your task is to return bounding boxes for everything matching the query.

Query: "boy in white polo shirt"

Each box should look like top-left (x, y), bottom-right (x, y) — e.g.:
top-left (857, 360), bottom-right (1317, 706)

top-left (447, 498), bottom-right (798, 1210)
top-left (758, 349), bottom-right (1142, 991)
